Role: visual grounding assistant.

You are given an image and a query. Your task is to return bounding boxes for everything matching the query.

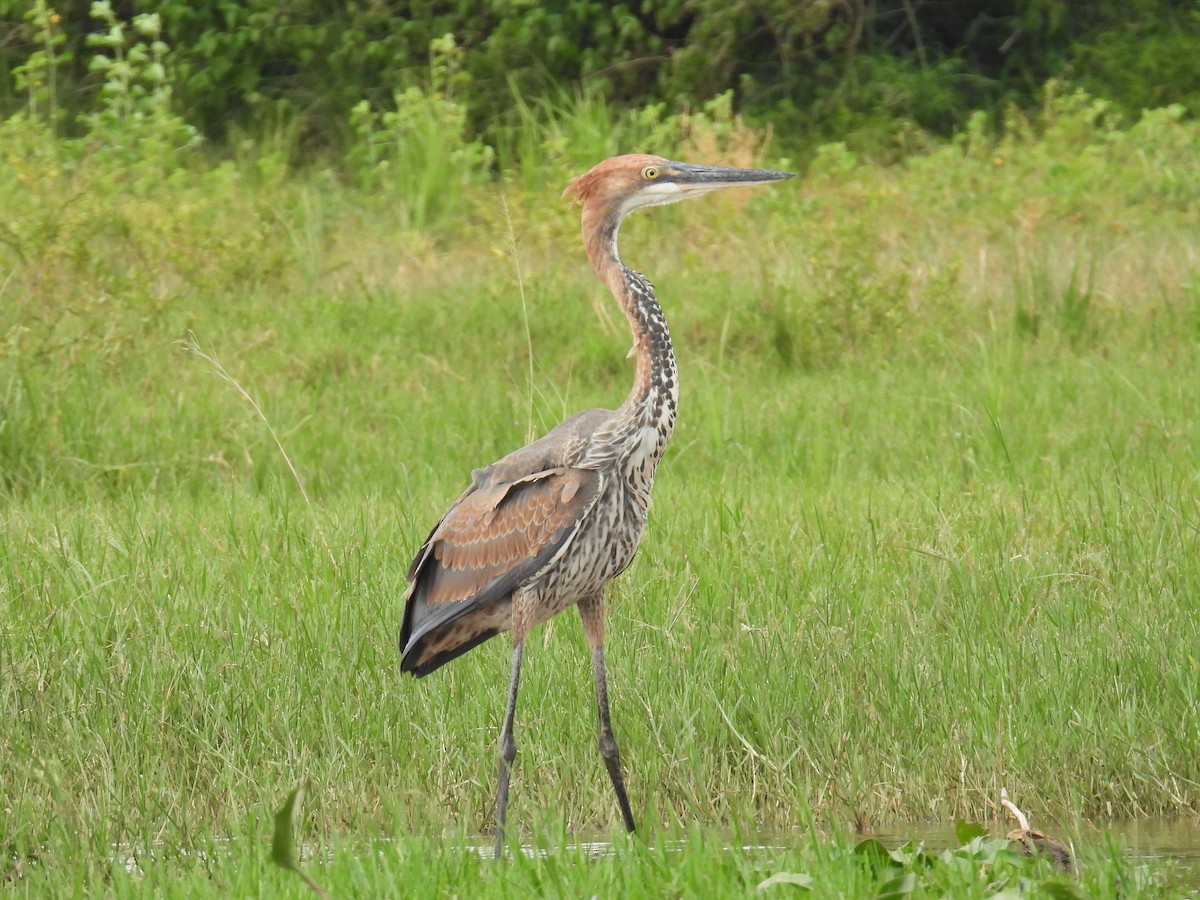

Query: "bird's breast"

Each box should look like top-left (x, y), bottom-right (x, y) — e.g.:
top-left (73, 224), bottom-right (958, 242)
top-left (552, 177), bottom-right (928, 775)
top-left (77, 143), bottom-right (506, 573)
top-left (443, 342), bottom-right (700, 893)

top-left (526, 474), bottom-right (648, 626)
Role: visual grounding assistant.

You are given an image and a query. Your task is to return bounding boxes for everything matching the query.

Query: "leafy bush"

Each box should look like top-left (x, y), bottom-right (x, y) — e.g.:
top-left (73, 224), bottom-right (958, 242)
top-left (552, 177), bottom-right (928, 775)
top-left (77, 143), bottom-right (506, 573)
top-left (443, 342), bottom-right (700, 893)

top-left (1, 0), bottom-right (1195, 157)
top-left (344, 35), bottom-right (493, 232)
top-left (82, 1), bottom-right (199, 165)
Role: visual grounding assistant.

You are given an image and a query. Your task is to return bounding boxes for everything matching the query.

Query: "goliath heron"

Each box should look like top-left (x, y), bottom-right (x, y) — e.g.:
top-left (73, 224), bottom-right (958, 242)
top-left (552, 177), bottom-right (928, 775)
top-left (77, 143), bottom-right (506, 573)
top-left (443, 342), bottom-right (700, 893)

top-left (399, 154), bottom-right (793, 857)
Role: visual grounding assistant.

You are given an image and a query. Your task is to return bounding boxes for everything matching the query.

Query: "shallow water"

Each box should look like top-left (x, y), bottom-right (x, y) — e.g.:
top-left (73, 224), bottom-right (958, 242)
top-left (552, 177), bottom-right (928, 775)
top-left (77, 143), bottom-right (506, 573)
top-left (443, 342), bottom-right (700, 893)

top-left (861, 817), bottom-right (1200, 884)
top-left (473, 817), bottom-right (1200, 885)
top-left (110, 816), bottom-right (1200, 884)
top-left (863, 816), bottom-right (1200, 856)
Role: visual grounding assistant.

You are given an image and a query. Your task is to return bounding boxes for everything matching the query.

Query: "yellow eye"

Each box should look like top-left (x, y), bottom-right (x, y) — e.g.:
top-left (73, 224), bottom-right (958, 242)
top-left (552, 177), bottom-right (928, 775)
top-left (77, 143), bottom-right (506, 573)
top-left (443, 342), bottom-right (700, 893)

top-left (642, 166), bottom-right (659, 180)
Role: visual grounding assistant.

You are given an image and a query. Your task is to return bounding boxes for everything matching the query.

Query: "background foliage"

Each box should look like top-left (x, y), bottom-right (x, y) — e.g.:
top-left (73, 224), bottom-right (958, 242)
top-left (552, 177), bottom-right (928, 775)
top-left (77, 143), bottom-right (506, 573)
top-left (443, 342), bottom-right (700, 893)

top-left (0, 0), bottom-right (1196, 156)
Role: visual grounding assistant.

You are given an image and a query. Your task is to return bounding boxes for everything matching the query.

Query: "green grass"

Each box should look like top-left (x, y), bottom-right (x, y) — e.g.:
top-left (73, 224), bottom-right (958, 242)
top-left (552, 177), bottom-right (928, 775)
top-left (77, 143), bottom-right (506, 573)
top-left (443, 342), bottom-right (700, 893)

top-left (52, 825), bottom-right (1188, 899)
top-left (3, 102), bottom-right (1200, 894)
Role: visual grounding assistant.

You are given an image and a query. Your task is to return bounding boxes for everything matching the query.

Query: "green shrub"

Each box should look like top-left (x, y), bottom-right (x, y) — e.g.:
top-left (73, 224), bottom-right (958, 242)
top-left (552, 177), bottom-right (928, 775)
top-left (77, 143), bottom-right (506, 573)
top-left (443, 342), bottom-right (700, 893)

top-left (344, 36), bottom-right (493, 232)
top-left (1, 1), bottom-right (1195, 157)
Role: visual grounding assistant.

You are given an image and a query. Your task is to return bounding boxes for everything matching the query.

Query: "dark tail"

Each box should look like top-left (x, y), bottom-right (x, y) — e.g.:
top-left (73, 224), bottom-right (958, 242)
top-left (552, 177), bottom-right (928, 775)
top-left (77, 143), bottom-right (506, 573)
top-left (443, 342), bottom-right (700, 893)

top-left (399, 595), bottom-right (509, 677)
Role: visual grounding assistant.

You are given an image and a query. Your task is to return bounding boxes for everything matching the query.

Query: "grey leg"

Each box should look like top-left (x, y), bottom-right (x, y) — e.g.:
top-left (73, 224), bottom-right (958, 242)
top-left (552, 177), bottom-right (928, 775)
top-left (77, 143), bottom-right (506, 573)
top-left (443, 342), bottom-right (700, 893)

top-left (494, 639), bottom-right (525, 859)
top-left (590, 644), bottom-right (636, 833)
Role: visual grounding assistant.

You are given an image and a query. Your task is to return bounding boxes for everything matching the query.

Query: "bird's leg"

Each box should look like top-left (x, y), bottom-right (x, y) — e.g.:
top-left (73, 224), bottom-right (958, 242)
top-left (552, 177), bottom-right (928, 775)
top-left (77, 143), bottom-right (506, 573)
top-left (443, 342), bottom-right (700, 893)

top-left (578, 594), bottom-right (636, 834)
top-left (494, 638), bottom-right (525, 860)
top-left (592, 643), bottom-right (636, 833)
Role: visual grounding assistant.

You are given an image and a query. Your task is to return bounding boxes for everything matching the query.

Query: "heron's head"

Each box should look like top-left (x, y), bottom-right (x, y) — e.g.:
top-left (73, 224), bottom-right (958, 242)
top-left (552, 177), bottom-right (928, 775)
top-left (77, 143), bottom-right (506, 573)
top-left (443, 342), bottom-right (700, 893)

top-left (563, 154), bottom-right (794, 221)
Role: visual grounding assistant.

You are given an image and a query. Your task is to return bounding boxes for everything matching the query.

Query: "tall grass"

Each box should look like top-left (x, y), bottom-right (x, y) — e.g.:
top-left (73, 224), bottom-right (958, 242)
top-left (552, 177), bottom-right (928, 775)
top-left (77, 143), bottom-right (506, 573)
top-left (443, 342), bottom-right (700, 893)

top-left (2, 88), bottom-right (1199, 893)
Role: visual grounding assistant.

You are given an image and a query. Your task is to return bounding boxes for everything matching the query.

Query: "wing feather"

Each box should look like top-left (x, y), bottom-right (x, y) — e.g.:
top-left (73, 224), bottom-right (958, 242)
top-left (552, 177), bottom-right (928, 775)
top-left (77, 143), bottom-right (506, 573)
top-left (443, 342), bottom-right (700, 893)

top-left (399, 466), bottom-right (602, 675)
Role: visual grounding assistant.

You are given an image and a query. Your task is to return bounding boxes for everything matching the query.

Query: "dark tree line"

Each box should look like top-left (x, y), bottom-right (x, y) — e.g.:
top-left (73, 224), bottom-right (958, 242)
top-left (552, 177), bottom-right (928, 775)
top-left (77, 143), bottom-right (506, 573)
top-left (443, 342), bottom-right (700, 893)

top-left (1, 0), bottom-right (1196, 151)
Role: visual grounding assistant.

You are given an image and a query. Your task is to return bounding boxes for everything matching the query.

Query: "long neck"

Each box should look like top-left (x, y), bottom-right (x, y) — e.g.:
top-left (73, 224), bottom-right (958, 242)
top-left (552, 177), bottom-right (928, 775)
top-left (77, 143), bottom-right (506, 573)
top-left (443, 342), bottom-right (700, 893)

top-left (583, 212), bottom-right (679, 442)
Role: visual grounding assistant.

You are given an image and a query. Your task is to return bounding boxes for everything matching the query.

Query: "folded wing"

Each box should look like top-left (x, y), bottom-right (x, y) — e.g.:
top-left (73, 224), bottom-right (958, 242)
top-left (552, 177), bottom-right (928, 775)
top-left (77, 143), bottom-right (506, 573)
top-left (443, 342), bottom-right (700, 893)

top-left (399, 466), bottom-right (602, 676)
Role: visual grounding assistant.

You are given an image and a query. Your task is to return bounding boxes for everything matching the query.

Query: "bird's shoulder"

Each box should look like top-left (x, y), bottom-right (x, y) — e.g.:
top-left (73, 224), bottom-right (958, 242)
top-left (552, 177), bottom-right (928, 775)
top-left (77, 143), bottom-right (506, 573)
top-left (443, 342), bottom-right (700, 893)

top-left (403, 409), bottom-right (615, 591)
top-left (471, 407), bottom-right (614, 487)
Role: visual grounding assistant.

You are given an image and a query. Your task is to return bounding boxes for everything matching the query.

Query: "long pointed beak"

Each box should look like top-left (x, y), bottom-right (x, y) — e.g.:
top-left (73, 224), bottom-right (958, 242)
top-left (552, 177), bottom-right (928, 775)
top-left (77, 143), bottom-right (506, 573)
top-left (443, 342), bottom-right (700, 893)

top-left (666, 161), bottom-right (795, 193)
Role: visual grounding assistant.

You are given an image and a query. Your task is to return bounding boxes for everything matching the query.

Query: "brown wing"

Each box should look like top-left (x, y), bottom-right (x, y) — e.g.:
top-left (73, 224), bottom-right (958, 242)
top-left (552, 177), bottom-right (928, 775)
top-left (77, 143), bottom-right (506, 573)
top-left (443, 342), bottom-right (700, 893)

top-left (399, 466), bottom-right (602, 676)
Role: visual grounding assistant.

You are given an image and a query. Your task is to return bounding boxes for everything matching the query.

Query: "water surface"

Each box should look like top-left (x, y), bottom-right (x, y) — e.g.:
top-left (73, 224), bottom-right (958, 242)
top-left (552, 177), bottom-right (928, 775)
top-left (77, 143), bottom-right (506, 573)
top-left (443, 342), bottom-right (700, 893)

top-left (862, 817), bottom-right (1200, 885)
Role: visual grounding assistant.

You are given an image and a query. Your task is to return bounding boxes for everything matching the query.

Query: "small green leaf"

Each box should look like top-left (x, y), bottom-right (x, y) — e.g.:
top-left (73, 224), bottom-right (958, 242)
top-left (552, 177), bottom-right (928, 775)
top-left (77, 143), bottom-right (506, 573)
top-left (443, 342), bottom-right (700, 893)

top-left (889, 840), bottom-right (933, 868)
top-left (876, 872), bottom-right (917, 898)
top-left (271, 785), bottom-right (328, 899)
top-left (271, 786), bottom-right (301, 869)
top-left (853, 838), bottom-right (894, 870)
top-left (954, 820), bottom-right (987, 845)
top-left (996, 846), bottom-right (1034, 867)
top-left (1038, 879), bottom-right (1087, 899)
top-left (980, 837), bottom-right (1017, 858)
top-left (756, 871), bottom-right (814, 891)
top-left (133, 13), bottom-right (161, 38)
